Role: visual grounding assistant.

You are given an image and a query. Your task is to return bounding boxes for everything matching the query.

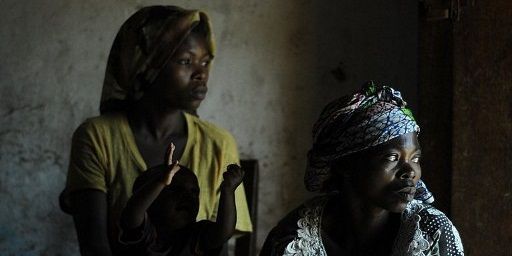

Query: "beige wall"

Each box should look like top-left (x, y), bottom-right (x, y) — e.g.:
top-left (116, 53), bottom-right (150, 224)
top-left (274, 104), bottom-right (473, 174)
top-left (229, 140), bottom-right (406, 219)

top-left (0, 0), bottom-right (417, 254)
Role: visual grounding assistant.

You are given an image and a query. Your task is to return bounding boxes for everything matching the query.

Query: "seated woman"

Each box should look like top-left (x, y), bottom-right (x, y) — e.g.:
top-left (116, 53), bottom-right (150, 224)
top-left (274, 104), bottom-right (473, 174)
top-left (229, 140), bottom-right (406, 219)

top-left (261, 82), bottom-right (464, 256)
top-left (60, 6), bottom-right (251, 255)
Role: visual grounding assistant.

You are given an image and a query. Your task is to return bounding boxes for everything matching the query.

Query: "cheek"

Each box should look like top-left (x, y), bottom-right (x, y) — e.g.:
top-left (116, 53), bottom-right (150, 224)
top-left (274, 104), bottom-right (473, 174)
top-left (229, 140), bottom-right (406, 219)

top-left (161, 201), bottom-right (180, 216)
top-left (366, 174), bottom-right (391, 193)
top-left (156, 68), bottom-right (191, 89)
top-left (203, 69), bottom-right (211, 80)
top-left (364, 168), bottom-right (398, 194)
top-left (414, 166), bottom-right (422, 181)
top-left (173, 69), bottom-right (190, 83)
top-left (352, 169), bottom-right (387, 193)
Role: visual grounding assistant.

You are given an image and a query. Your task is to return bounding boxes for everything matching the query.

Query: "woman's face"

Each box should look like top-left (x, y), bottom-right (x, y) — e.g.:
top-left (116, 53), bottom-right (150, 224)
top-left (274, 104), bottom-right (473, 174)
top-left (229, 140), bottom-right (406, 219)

top-left (341, 132), bottom-right (422, 213)
top-left (148, 32), bottom-right (212, 111)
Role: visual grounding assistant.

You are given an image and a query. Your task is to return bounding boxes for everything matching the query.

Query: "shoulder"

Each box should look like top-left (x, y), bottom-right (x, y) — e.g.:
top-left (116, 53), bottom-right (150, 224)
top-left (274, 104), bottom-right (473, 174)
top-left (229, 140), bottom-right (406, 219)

top-left (408, 202), bottom-right (465, 255)
top-left (416, 203), bottom-right (456, 234)
top-left (261, 195), bottom-right (330, 255)
top-left (73, 112), bottom-right (124, 136)
top-left (72, 113), bottom-right (127, 153)
top-left (73, 112), bottom-right (126, 140)
top-left (186, 113), bottom-right (237, 146)
top-left (276, 194), bottom-right (329, 228)
top-left (77, 112), bottom-right (125, 132)
top-left (405, 201), bottom-right (455, 233)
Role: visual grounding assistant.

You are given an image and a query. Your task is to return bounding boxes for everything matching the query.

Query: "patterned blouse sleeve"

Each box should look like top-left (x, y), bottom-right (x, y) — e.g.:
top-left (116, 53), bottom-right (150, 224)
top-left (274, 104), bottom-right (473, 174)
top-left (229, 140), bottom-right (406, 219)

top-left (260, 206), bottom-right (305, 256)
top-left (419, 207), bottom-right (465, 256)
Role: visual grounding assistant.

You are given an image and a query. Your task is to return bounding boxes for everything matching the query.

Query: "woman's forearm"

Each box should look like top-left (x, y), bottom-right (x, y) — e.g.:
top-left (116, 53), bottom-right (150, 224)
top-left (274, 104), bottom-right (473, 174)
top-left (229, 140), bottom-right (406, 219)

top-left (71, 190), bottom-right (112, 256)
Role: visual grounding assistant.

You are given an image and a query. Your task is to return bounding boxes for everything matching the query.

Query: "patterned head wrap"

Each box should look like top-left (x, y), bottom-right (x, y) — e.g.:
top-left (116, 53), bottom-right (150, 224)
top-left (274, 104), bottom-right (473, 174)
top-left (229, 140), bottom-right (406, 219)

top-left (99, 5), bottom-right (215, 114)
top-left (305, 82), bottom-right (434, 203)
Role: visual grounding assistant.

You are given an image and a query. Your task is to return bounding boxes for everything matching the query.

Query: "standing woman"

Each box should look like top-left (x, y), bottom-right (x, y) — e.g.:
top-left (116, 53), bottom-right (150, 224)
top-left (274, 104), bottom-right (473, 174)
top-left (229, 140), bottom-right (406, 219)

top-left (261, 82), bottom-right (463, 255)
top-left (60, 6), bottom-right (252, 255)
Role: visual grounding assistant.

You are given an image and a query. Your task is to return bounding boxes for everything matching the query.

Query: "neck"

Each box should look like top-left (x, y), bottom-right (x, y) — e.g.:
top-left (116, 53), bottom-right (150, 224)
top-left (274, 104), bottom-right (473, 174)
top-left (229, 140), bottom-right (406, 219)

top-left (330, 192), bottom-right (392, 247)
top-left (344, 194), bottom-right (390, 238)
top-left (129, 98), bottom-right (186, 140)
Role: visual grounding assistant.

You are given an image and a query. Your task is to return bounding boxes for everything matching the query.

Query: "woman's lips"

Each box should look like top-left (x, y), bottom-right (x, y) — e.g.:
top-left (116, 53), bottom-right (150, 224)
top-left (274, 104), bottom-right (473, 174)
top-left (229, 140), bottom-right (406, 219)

top-left (394, 186), bottom-right (416, 202)
top-left (191, 86), bottom-right (207, 100)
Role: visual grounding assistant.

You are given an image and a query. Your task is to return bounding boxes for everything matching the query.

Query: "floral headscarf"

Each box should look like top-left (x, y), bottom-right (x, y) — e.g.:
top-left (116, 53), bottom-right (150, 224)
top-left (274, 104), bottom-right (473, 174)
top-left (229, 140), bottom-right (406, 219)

top-left (99, 5), bottom-right (215, 114)
top-left (305, 82), bottom-right (434, 203)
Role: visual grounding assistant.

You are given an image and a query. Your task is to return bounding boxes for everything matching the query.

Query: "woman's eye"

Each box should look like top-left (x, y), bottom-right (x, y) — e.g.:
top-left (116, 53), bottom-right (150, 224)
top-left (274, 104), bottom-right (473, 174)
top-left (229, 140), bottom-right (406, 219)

top-left (384, 154), bottom-right (399, 162)
top-left (177, 58), bottom-right (191, 65)
top-left (200, 57), bottom-right (211, 67)
top-left (201, 60), bottom-right (210, 67)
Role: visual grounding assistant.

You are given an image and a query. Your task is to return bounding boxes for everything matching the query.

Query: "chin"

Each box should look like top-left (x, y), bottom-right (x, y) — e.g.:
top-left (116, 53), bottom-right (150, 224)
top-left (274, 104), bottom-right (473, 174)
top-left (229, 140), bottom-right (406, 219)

top-left (183, 104), bottom-right (200, 114)
top-left (191, 103), bottom-right (202, 111)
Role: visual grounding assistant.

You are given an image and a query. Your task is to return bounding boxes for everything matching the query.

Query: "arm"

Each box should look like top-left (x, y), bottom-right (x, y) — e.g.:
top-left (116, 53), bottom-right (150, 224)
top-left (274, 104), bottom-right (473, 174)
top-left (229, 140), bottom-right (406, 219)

top-left (71, 190), bottom-right (112, 256)
top-left (203, 164), bottom-right (244, 249)
top-left (64, 122), bottom-right (113, 255)
top-left (223, 134), bottom-right (253, 233)
top-left (418, 207), bottom-right (464, 256)
top-left (120, 144), bottom-right (180, 230)
top-left (436, 217), bottom-right (464, 255)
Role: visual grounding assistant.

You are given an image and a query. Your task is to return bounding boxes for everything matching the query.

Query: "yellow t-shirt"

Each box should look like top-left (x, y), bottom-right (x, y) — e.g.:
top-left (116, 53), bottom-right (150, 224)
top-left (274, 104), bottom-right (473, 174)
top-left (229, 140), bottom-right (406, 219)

top-left (64, 112), bottom-right (252, 246)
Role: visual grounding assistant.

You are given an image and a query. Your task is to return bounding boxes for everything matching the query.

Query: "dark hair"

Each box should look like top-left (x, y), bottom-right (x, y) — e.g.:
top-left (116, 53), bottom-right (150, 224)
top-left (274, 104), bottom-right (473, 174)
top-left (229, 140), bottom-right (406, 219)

top-left (191, 19), bottom-right (209, 39)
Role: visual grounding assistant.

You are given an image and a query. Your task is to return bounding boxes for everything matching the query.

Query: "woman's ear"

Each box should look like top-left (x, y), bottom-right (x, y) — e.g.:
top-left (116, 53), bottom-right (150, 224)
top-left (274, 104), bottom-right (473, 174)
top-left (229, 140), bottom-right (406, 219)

top-left (328, 158), bottom-right (354, 191)
top-left (332, 156), bottom-right (356, 178)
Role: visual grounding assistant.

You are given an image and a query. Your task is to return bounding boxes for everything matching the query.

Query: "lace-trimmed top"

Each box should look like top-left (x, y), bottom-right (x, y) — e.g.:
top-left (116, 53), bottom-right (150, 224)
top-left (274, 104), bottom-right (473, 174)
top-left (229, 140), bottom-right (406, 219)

top-left (261, 195), bottom-right (464, 256)
top-left (283, 197), bottom-right (328, 256)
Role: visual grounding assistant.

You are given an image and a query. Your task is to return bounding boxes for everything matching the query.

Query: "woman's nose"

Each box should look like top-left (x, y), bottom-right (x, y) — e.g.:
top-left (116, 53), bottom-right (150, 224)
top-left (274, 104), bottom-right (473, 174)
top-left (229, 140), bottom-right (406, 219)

top-left (192, 65), bottom-right (208, 81)
top-left (398, 163), bottom-right (416, 180)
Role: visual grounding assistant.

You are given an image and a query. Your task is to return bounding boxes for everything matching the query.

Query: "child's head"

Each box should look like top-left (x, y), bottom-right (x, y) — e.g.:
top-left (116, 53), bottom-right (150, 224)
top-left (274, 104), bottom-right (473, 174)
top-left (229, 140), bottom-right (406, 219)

top-left (133, 165), bottom-right (200, 230)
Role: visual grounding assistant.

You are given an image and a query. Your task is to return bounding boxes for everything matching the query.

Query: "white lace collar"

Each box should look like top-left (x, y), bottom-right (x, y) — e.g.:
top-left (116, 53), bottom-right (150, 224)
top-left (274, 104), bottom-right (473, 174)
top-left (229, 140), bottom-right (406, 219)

top-left (282, 198), bottom-right (450, 256)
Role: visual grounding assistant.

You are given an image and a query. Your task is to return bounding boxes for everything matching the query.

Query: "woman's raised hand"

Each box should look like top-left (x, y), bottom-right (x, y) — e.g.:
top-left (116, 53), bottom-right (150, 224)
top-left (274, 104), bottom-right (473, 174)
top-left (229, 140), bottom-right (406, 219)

top-left (163, 142), bottom-right (181, 185)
